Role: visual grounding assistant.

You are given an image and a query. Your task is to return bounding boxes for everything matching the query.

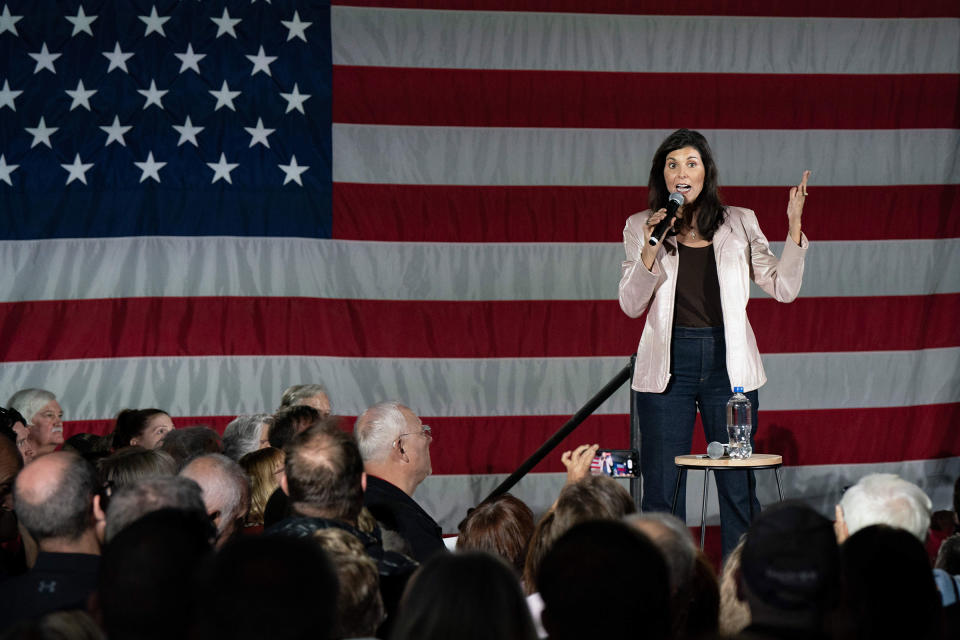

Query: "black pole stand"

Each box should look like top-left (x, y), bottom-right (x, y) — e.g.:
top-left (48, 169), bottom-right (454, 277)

top-left (481, 360), bottom-right (634, 504)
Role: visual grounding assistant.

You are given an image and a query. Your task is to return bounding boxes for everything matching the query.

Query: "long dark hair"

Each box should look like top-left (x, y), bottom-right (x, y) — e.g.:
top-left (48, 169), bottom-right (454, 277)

top-left (648, 129), bottom-right (725, 240)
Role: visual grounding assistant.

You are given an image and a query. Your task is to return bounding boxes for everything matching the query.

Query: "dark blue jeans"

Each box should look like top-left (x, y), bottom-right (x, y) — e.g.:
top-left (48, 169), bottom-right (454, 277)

top-left (634, 326), bottom-right (761, 558)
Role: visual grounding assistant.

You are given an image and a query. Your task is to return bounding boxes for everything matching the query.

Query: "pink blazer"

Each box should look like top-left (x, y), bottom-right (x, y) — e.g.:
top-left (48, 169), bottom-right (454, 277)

top-left (619, 206), bottom-right (808, 393)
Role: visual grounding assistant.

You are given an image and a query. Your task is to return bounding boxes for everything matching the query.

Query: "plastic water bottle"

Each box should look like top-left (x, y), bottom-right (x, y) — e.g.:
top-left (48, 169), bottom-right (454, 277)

top-left (726, 387), bottom-right (752, 459)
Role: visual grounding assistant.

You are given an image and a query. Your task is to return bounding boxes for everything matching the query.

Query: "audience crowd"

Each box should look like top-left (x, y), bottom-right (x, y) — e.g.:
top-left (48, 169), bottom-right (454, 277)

top-left (0, 386), bottom-right (958, 639)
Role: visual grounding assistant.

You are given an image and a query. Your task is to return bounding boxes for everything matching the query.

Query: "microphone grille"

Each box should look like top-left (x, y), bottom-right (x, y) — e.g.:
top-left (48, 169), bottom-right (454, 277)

top-left (668, 192), bottom-right (685, 205)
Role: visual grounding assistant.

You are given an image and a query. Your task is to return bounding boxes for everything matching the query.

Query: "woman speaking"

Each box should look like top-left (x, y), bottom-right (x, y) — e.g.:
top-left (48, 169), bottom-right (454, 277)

top-left (619, 129), bottom-right (810, 557)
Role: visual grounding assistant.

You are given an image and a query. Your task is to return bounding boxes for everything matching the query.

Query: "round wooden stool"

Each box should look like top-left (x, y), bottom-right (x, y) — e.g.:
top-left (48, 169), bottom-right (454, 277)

top-left (670, 453), bottom-right (784, 549)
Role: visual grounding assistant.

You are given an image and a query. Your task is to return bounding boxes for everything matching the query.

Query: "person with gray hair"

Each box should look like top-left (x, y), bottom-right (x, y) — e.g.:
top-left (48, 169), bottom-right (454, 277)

top-left (835, 473), bottom-right (933, 543)
top-left (7, 388), bottom-right (64, 460)
top-left (354, 401), bottom-right (444, 562)
top-left (222, 413), bottom-right (273, 461)
top-left (277, 383), bottom-right (332, 416)
top-left (104, 475), bottom-right (208, 542)
top-left (180, 453), bottom-right (250, 548)
top-left (0, 451), bottom-right (100, 623)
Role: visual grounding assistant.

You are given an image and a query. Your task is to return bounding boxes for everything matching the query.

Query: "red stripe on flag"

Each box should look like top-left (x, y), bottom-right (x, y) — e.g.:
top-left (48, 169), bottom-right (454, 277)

top-left (65, 403), bottom-right (960, 473)
top-left (332, 184), bottom-right (960, 243)
top-left (334, 67), bottom-right (960, 130)
top-left (3, 295), bottom-right (958, 363)
top-left (330, 0), bottom-right (960, 18)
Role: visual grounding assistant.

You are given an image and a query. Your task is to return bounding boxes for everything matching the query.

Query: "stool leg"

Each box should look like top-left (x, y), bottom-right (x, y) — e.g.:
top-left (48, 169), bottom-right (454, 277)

top-left (700, 470), bottom-right (709, 550)
top-left (775, 466), bottom-right (784, 502)
top-left (670, 468), bottom-right (685, 515)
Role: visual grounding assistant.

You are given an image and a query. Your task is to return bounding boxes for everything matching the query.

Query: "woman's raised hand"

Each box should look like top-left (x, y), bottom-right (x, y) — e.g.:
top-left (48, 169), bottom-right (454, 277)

top-left (787, 170), bottom-right (810, 244)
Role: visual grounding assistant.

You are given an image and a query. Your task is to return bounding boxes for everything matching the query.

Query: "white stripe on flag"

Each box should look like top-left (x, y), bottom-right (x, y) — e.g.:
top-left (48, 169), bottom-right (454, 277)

top-left (2, 349), bottom-right (957, 420)
top-left (332, 8), bottom-right (960, 75)
top-left (4, 237), bottom-right (959, 303)
top-left (333, 126), bottom-right (960, 186)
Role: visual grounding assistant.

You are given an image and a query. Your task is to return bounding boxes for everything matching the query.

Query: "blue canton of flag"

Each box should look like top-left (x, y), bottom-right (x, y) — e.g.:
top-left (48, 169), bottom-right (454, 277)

top-left (0, 0), bottom-right (332, 240)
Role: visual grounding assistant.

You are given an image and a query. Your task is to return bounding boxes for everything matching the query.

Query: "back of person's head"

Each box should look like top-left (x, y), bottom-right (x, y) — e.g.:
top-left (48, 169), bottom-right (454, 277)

top-left (97, 447), bottom-right (176, 489)
top-left (62, 432), bottom-right (108, 460)
top-left (839, 473), bottom-right (932, 542)
top-left (269, 404), bottom-right (321, 450)
top-left (278, 383), bottom-right (331, 414)
top-left (159, 425), bottom-right (221, 469)
top-left (392, 551), bottom-right (536, 640)
top-left (194, 535), bottom-right (337, 640)
top-left (104, 475), bottom-right (208, 541)
top-left (284, 418), bottom-right (364, 523)
top-left (0, 435), bottom-right (22, 543)
top-left (718, 536), bottom-right (751, 636)
top-left (1, 610), bottom-right (105, 640)
top-left (936, 534), bottom-right (960, 575)
top-left (239, 446), bottom-right (285, 527)
top-left (686, 551), bottom-right (720, 639)
top-left (13, 451), bottom-right (97, 543)
top-left (457, 493), bottom-right (535, 574)
top-left (625, 512), bottom-right (697, 595)
top-left (537, 520), bottom-right (671, 640)
top-left (179, 453), bottom-right (250, 545)
top-left (523, 475), bottom-right (636, 590)
top-left (222, 413), bottom-right (273, 461)
top-left (740, 501), bottom-right (840, 623)
top-left (839, 524), bottom-right (941, 640)
top-left (314, 527), bottom-right (385, 638)
top-left (97, 508), bottom-right (214, 640)
top-left (625, 512), bottom-right (706, 637)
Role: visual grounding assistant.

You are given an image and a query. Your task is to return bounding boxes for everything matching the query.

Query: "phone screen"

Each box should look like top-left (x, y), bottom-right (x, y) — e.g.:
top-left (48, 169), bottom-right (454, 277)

top-left (591, 449), bottom-right (639, 478)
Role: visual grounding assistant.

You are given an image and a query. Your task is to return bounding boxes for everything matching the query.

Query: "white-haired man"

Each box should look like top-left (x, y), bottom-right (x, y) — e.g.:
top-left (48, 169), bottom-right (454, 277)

top-left (354, 401), bottom-right (445, 562)
top-left (7, 388), bottom-right (64, 460)
top-left (835, 473), bottom-right (932, 543)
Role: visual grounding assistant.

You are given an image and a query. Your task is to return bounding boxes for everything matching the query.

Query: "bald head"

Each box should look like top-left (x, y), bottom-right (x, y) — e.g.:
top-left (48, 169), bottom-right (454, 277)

top-left (14, 451), bottom-right (97, 542)
top-left (180, 454), bottom-right (249, 546)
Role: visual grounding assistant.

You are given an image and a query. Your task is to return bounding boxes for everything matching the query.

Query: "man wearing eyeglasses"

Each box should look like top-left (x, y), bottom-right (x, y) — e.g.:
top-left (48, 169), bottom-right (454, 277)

top-left (355, 401), bottom-right (445, 562)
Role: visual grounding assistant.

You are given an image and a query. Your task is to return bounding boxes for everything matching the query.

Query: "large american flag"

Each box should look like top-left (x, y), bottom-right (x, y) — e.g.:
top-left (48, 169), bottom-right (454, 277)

top-left (1, 0), bottom-right (958, 532)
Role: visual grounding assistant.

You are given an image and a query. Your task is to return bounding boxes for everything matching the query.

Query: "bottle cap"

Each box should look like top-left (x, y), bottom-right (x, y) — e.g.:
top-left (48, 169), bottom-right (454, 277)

top-left (734, 386), bottom-right (744, 393)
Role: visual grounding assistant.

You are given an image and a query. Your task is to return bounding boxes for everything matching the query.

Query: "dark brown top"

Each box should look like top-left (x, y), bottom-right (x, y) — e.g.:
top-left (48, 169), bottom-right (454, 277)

top-left (674, 243), bottom-right (723, 327)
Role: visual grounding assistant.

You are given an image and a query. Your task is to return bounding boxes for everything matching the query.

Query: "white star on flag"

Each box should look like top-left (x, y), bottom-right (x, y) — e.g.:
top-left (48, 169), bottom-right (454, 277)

top-left (100, 116), bottom-right (132, 147)
top-left (207, 152), bottom-right (239, 184)
top-left (0, 154), bottom-right (18, 186)
top-left (279, 155), bottom-right (309, 186)
top-left (246, 46), bottom-right (277, 77)
top-left (210, 80), bottom-right (241, 111)
top-left (0, 4), bottom-right (22, 36)
top-left (175, 44), bottom-right (205, 74)
top-left (103, 42), bottom-right (135, 73)
top-left (134, 152), bottom-right (166, 183)
top-left (211, 8), bottom-right (241, 39)
top-left (66, 80), bottom-right (97, 111)
top-left (29, 43), bottom-right (61, 74)
top-left (138, 79), bottom-right (168, 110)
top-left (62, 154), bottom-right (94, 185)
top-left (280, 83), bottom-right (310, 114)
top-left (65, 5), bottom-right (97, 37)
top-left (25, 117), bottom-right (58, 149)
top-left (0, 79), bottom-right (22, 111)
top-left (173, 116), bottom-right (204, 147)
top-left (139, 5), bottom-right (170, 37)
top-left (281, 10), bottom-right (311, 42)
top-left (244, 118), bottom-right (275, 148)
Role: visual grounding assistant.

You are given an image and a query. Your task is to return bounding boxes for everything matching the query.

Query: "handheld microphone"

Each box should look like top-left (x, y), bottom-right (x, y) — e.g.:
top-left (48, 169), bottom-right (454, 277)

top-left (706, 441), bottom-right (729, 460)
top-left (648, 192), bottom-right (685, 247)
